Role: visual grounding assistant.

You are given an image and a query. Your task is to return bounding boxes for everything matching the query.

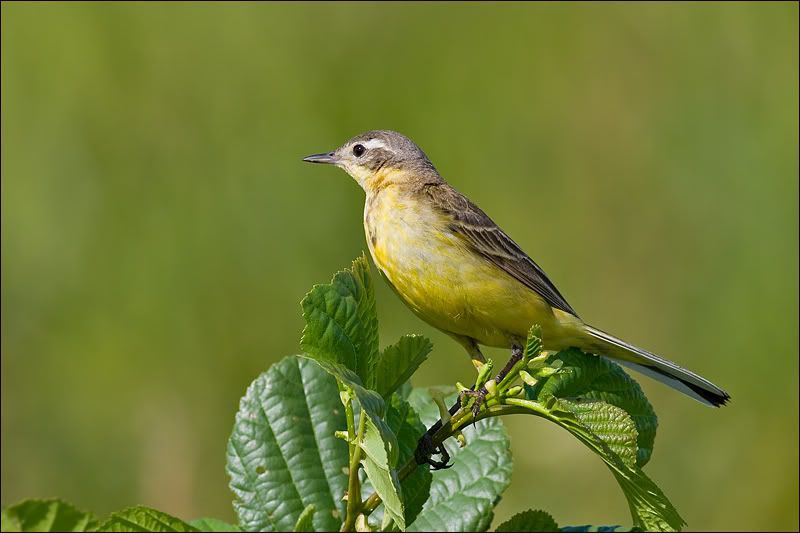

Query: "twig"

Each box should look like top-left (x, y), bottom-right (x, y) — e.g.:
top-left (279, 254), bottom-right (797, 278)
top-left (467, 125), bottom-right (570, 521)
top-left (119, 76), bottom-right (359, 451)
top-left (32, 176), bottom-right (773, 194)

top-left (360, 404), bottom-right (532, 517)
top-left (340, 392), bottom-right (366, 532)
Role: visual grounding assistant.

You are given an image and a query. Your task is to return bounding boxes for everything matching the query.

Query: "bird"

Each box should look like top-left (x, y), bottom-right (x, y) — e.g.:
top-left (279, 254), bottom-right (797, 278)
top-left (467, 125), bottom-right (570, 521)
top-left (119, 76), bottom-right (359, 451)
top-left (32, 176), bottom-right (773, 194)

top-left (303, 130), bottom-right (730, 416)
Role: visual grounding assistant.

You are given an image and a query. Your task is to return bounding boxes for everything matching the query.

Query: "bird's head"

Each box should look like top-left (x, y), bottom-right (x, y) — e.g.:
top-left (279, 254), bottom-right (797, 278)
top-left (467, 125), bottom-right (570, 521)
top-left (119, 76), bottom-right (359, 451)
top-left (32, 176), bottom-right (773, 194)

top-left (303, 130), bottom-right (440, 192)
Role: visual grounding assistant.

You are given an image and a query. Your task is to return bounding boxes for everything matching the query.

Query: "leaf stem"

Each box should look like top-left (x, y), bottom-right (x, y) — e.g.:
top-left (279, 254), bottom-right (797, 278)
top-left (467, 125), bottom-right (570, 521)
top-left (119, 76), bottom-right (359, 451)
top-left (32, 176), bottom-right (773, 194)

top-left (341, 399), bottom-right (366, 532)
top-left (343, 387), bottom-right (357, 458)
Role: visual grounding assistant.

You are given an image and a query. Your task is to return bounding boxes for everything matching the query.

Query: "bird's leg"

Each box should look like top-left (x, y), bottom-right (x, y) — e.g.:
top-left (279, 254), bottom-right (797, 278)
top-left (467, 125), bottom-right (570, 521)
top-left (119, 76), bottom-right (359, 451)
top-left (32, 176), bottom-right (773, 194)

top-left (494, 343), bottom-right (525, 384)
top-left (414, 341), bottom-right (484, 470)
top-left (415, 343), bottom-right (525, 469)
top-left (414, 395), bottom-right (462, 470)
top-left (460, 344), bottom-right (524, 418)
top-left (414, 430), bottom-right (452, 470)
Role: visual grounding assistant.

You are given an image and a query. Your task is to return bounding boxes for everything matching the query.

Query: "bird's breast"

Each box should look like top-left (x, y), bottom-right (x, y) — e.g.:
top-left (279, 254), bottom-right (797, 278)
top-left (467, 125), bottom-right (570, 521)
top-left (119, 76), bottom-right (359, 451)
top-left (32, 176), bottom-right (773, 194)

top-left (364, 189), bottom-right (463, 289)
top-left (363, 188), bottom-right (553, 348)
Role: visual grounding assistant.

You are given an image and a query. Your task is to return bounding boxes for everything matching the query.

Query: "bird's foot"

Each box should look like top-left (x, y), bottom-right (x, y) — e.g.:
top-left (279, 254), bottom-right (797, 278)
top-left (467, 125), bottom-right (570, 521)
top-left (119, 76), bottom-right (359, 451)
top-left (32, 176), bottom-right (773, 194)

top-left (459, 386), bottom-right (489, 420)
top-left (415, 432), bottom-right (452, 470)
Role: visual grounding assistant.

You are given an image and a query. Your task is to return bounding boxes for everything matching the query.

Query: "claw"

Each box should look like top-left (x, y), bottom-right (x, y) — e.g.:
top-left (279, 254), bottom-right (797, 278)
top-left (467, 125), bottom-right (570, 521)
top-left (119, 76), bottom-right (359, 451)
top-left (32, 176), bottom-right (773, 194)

top-left (471, 395), bottom-right (483, 418)
top-left (414, 432), bottom-right (453, 470)
top-left (459, 386), bottom-right (488, 421)
top-left (427, 444), bottom-right (452, 470)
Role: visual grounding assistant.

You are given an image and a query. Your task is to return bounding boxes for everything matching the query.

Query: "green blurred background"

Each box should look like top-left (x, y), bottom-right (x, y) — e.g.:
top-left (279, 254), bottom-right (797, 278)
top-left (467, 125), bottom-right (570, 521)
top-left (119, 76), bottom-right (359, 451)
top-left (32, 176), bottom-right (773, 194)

top-left (2, 2), bottom-right (798, 531)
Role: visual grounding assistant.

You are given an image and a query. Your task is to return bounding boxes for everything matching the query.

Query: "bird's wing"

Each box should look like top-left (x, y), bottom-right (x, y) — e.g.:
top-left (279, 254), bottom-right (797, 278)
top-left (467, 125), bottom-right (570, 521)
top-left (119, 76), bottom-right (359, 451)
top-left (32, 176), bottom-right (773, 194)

top-left (422, 184), bottom-right (579, 317)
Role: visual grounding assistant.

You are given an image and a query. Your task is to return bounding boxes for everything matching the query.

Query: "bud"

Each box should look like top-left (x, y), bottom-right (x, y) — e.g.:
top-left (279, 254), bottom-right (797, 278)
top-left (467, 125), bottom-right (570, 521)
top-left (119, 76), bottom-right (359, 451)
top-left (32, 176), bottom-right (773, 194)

top-left (356, 514), bottom-right (372, 532)
top-left (519, 370), bottom-right (538, 387)
top-left (527, 353), bottom-right (549, 370)
top-left (535, 366), bottom-right (559, 378)
top-left (339, 390), bottom-right (352, 406)
top-left (475, 359), bottom-right (494, 388)
top-left (505, 385), bottom-right (524, 398)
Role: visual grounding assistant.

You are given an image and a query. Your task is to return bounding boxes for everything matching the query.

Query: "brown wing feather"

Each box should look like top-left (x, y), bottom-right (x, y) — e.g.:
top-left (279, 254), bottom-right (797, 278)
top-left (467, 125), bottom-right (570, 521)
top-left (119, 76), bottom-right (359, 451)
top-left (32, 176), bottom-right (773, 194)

top-left (421, 183), bottom-right (579, 317)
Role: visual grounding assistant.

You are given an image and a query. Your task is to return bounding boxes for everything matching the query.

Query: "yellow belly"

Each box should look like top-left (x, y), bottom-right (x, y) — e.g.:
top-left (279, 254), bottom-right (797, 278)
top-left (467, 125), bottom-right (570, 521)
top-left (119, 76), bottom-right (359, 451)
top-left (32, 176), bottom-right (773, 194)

top-left (364, 189), bottom-right (561, 348)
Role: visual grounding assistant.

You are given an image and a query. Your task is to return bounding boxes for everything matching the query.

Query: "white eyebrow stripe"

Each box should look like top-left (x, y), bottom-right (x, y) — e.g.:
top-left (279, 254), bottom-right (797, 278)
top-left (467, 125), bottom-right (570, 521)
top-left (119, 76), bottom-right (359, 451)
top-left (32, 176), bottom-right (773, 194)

top-left (361, 139), bottom-right (387, 150)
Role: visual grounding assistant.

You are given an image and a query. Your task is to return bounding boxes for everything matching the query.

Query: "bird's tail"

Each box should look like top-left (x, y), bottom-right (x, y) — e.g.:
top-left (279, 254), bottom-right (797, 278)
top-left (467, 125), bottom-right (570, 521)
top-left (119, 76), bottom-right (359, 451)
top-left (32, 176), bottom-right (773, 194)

top-left (581, 325), bottom-right (730, 407)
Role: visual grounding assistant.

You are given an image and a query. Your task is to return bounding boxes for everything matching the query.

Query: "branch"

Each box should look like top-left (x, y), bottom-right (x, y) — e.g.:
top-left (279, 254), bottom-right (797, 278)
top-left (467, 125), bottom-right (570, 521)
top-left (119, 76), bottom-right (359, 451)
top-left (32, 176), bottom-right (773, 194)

top-left (360, 403), bottom-right (532, 517)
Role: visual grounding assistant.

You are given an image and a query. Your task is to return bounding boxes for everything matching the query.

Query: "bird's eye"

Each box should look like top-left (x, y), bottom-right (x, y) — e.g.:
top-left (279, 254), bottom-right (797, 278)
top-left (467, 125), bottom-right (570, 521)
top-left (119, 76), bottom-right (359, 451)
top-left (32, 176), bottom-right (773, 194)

top-left (353, 144), bottom-right (366, 157)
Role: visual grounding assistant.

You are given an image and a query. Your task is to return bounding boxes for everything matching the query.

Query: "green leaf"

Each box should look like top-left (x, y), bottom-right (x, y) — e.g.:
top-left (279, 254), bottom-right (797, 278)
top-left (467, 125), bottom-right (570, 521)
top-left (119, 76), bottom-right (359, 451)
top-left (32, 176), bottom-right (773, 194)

top-left (493, 508), bottom-right (638, 533)
top-left (187, 518), bottom-right (240, 531)
top-left (300, 254), bottom-right (380, 389)
top-left (298, 257), bottom-right (432, 530)
top-left (523, 324), bottom-right (543, 361)
top-left (396, 381), bottom-right (414, 400)
top-left (293, 505), bottom-right (316, 532)
top-left (605, 466), bottom-right (683, 533)
top-left (1, 499), bottom-right (98, 532)
top-left (406, 389), bottom-right (513, 532)
top-left (559, 398), bottom-right (640, 468)
top-left (387, 395), bottom-right (433, 527)
top-left (303, 355), bottom-right (401, 473)
top-left (363, 394), bottom-right (433, 530)
top-left (300, 355), bottom-right (405, 530)
top-left (361, 417), bottom-right (407, 530)
top-left (226, 356), bottom-right (350, 532)
top-left (561, 526), bottom-right (638, 532)
top-left (519, 394), bottom-right (683, 531)
top-left (511, 349), bottom-right (684, 532)
top-left (95, 507), bottom-right (198, 532)
top-left (375, 335), bottom-right (432, 399)
top-left (495, 509), bottom-right (559, 532)
top-left (303, 357), bottom-right (395, 450)
top-left (531, 348), bottom-right (658, 466)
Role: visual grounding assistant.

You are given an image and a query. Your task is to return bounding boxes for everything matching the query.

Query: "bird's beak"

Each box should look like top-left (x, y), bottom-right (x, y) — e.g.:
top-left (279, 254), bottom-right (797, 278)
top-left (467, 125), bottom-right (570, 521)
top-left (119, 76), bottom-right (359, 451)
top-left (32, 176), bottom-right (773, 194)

top-left (302, 152), bottom-right (339, 165)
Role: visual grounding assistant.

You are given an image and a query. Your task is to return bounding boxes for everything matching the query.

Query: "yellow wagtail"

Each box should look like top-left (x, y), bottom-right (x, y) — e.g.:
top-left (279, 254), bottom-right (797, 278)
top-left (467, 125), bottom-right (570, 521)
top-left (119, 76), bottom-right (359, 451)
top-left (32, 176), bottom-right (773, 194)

top-left (303, 130), bottom-right (730, 416)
